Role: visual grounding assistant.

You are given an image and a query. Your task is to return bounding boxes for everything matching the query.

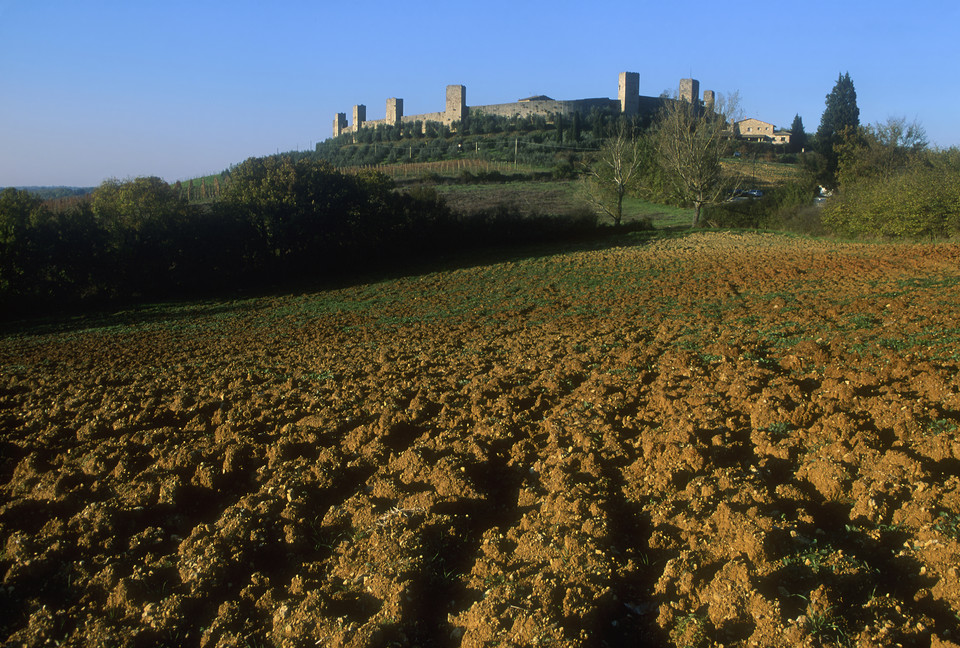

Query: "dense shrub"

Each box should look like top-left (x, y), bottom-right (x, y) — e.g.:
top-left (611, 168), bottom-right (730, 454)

top-left (1, 189), bottom-right (113, 310)
top-left (815, 123), bottom-right (960, 240)
top-left (822, 163), bottom-right (960, 239)
top-left (702, 181), bottom-right (817, 230)
top-left (1, 155), bottom-right (612, 318)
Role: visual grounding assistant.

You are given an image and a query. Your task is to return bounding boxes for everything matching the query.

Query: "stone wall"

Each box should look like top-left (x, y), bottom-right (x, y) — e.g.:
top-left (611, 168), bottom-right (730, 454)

top-left (401, 112), bottom-right (446, 127)
top-left (638, 95), bottom-right (668, 118)
top-left (331, 73), bottom-right (708, 137)
top-left (470, 97), bottom-right (617, 121)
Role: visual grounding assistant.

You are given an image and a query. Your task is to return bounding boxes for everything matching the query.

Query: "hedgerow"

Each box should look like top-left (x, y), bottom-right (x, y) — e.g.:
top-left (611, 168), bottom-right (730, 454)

top-left (822, 162), bottom-right (960, 239)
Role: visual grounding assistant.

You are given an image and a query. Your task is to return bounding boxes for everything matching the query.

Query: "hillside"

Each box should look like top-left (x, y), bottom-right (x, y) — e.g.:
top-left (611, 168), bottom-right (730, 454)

top-left (3, 232), bottom-right (960, 647)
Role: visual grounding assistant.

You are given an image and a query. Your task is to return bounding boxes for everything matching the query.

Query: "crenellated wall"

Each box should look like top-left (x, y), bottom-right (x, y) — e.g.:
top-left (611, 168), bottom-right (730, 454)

top-left (332, 72), bottom-right (708, 137)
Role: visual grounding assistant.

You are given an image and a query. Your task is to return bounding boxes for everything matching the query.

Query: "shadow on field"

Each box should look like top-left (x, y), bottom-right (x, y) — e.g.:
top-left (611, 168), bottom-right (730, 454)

top-left (0, 220), bottom-right (684, 337)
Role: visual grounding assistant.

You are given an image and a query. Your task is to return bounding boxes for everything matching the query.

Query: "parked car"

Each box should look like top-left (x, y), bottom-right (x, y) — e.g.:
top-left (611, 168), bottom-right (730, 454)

top-left (728, 188), bottom-right (764, 201)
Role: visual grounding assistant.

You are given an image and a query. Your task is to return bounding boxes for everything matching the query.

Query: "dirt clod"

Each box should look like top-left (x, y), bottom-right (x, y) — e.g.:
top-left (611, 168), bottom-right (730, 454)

top-left (3, 232), bottom-right (960, 646)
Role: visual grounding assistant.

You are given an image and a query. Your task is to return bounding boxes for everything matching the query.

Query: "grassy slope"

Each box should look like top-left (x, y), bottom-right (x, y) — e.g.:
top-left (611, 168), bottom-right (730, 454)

top-left (433, 180), bottom-right (693, 229)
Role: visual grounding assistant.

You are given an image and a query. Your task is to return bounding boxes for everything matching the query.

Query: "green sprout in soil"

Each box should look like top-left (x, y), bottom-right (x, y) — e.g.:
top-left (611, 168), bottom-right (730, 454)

top-left (782, 539), bottom-right (836, 574)
top-left (934, 511), bottom-right (960, 540)
top-left (671, 610), bottom-right (708, 648)
top-left (804, 604), bottom-right (853, 647)
top-left (765, 422), bottom-right (793, 440)
top-left (926, 419), bottom-right (958, 437)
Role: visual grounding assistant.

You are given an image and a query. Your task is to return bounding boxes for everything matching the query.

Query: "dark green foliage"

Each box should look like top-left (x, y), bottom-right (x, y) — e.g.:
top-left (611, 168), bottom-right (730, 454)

top-left (836, 117), bottom-right (929, 188)
top-left (703, 181), bottom-right (820, 232)
top-left (789, 114), bottom-right (807, 153)
top-left (0, 189), bottom-right (47, 297)
top-left (816, 72), bottom-right (860, 187)
top-left (450, 204), bottom-right (599, 250)
top-left (0, 154), bottom-right (611, 318)
top-left (570, 112), bottom-right (581, 143)
top-left (313, 108), bottom-right (616, 171)
top-left (817, 73), bottom-right (859, 146)
top-left (822, 149), bottom-right (960, 239)
top-left (91, 177), bottom-right (197, 292)
top-left (820, 119), bottom-right (959, 240)
top-left (0, 189), bottom-right (113, 310)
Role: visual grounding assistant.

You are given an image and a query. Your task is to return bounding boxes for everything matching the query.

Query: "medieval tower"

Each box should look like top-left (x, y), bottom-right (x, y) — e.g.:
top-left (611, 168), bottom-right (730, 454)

top-left (445, 85), bottom-right (466, 125)
top-left (618, 72), bottom-right (640, 116)
top-left (386, 98), bottom-right (403, 125)
top-left (352, 105), bottom-right (366, 130)
top-left (679, 78), bottom-right (700, 104)
top-left (703, 90), bottom-right (715, 112)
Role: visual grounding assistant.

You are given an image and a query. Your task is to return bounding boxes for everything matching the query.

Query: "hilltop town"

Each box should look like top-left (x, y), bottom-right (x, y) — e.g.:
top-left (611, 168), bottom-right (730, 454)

top-left (332, 72), bottom-right (792, 146)
top-left (333, 72), bottom-right (706, 136)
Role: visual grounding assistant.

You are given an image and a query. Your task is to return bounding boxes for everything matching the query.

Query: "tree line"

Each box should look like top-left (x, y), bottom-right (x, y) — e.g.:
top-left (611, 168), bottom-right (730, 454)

top-left (808, 72), bottom-right (960, 239)
top-left (592, 71), bottom-right (960, 237)
top-left (0, 158), bottom-right (599, 318)
top-left (314, 107), bottom-right (626, 171)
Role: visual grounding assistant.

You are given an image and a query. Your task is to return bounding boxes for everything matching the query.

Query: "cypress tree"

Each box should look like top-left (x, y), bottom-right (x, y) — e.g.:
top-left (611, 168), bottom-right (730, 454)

top-left (816, 72), bottom-right (860, 185)
top-left (818, 72), bottom-right (859, 141)
top-left (789, 114), bottom-right (807, 153)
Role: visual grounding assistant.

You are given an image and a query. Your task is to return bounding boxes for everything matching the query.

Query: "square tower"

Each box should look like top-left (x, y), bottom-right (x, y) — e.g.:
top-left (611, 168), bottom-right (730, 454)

top-left (679, 78), bottom-right (700, 104)
top-left (618, 72), bottom-right (640, 116)
top-left (386, 98), bottom-right (403, 125)
top-left (703, 90), bottom-right (715, 112)
top-left (352, 104), bottom-right (366, 130)
top-left (333, 112), bottom-right (348, 137)
top-left (445, 85), bottom-right (466, 124)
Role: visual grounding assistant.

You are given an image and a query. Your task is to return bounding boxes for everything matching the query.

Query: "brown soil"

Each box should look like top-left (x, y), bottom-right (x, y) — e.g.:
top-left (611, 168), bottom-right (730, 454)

top-left (3, 232), bottom-right (960, 647)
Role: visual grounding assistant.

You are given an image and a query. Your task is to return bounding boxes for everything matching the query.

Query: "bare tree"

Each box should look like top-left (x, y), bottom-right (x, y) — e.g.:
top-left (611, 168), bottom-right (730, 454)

top-left (654, 92), bottom-right (741, 228)
top-left (872, 116), bottom-right (928, 152)
top-left (580, 120), bottom-right (646, 227)
top-left (836, 116), bottom-right (929, 187)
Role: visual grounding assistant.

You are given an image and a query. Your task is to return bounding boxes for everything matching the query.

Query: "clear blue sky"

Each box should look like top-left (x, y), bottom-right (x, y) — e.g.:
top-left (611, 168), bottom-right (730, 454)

top-left (2, 0), bottom-right (958, 187)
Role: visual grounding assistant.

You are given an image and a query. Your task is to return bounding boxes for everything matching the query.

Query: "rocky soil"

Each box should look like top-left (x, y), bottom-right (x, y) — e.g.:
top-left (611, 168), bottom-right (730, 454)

top-left (3, 232), bottom-right (960, 647)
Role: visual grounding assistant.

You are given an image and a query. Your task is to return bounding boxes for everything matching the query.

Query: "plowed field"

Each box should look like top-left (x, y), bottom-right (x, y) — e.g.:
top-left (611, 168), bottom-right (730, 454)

top-left (3, 231), bottom-right (960, 647)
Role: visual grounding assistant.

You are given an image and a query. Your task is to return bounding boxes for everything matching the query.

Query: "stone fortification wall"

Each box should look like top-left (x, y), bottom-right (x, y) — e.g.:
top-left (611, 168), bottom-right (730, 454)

top-left (331, 73), bottom-right (709, 137)
top-left (471, 97), bottom-right (617, 120)
top-left (401, 112), bottom-right (446, 126)
top-left (339, 111), bottom-right (446, 134)
top-left (351, 98), bottom-right (619, 135)
top-left (638, 95), bottom-right (668, 117)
